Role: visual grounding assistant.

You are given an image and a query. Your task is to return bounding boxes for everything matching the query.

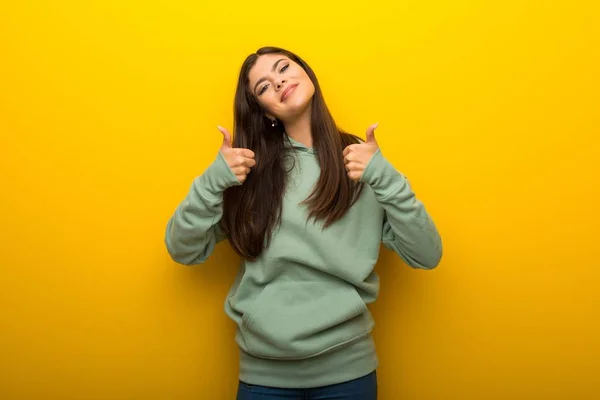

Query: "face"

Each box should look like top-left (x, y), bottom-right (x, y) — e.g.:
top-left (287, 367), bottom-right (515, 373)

top-left (247, 53), bottom-right (315, 123)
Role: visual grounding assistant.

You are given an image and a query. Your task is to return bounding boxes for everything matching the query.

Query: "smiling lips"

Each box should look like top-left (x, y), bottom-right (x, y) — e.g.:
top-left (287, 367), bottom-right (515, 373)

top-left (281, 84), bottom-right (298, 102)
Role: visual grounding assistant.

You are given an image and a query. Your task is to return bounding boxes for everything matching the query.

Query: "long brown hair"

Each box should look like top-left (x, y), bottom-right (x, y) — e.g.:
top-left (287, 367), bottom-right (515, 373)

top-left (221, 47), bottom-right (364, 260)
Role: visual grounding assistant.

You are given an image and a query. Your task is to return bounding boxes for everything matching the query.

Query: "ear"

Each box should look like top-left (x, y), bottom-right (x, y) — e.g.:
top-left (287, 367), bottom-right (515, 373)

top-left (264, 114), bottom-right (278, 126)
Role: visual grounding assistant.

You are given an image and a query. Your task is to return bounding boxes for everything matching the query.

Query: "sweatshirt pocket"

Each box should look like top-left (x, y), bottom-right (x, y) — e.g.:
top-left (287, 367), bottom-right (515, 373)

top-left (240, 282), bottom-right (372, 360)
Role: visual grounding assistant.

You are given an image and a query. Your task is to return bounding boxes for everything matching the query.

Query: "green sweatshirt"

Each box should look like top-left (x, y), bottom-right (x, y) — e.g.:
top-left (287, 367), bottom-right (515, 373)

top-left (165, 134), bottom-right (442, 388)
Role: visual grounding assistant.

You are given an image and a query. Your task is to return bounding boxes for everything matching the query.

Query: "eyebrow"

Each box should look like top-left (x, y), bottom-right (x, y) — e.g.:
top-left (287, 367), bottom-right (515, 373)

top-left (253, 58), bottom-right (286, 93)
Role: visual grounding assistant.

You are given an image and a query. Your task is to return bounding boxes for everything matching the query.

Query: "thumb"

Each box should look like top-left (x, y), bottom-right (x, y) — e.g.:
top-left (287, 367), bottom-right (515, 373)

top-left (366, 122), bottom-right (379, 144)
top-left (217, 126), bottom-right (232, 149)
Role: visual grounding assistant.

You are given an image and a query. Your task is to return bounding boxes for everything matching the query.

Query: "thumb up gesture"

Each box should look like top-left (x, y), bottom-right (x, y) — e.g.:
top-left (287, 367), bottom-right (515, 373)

top-left (217, 126), bottom-right (256, 183)
top-left (343, 122), bottom-right (380, 182)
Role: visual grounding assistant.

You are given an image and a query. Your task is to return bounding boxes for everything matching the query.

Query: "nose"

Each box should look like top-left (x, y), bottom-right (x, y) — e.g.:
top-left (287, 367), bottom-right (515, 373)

top-left (275, 77), bottom-right (287, 90)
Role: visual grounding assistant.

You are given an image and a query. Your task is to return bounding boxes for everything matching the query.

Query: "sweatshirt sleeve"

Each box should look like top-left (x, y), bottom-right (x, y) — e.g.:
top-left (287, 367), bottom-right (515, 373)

top-left (360, 149), bottom-right (443, 269)
top-left (165, 151), bottom-right (241, 265)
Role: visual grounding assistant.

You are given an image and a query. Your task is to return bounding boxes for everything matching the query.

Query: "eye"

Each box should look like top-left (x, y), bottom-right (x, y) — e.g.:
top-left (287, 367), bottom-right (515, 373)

top-left (258, 83), bottom-right (269, 95)
top-left (280, 64), bottom-right (289, 73)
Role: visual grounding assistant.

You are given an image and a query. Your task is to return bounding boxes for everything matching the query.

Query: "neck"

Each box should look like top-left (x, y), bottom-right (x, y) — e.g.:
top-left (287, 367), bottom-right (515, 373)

top-left (283, 105), bottom-right (313, 148)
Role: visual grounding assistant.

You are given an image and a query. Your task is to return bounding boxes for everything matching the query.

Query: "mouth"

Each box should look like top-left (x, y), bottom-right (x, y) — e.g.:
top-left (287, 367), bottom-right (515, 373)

top-left (281, 84), bottom-right (298, 102)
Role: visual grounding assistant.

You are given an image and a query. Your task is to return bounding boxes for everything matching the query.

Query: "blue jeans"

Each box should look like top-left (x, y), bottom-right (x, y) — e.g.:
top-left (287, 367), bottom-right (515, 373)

top-left (236, 370), bottom-right (377, 400)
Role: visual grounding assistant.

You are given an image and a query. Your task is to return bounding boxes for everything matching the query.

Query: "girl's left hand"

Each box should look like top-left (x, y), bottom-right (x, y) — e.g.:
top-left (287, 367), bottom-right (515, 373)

top-left (343, 122), bottom-right (380, 182)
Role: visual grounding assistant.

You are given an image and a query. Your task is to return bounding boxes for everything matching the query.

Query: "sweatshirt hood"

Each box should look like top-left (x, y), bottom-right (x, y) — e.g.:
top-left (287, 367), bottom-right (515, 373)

top-left (284, 133), bottom-right (315, 155)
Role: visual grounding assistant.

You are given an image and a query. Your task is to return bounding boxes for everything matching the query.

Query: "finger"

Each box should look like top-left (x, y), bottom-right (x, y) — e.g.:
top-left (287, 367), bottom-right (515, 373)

top-left (344, 153), bottom-right (355, 164)
top-left (366, 122), bottom-right (379, 144)
top-left (237, 174), bottom-right (247, 183)
top-left (232, 165), bottom-right (248, 175)
top-left (346, 162), bottom-right (362, 171)
top-left (244, 158), bottom-right (257, 168)
top-left (347, 171), bottom-right (361, 181)
top-left (218, 126), bottom-right (232, 149)
top-left (343, 145), bottom-right (357, 157)
top-left (235, 156), bottom-right (246, 167)
top-left (237, 148), bottom-right (255, 158)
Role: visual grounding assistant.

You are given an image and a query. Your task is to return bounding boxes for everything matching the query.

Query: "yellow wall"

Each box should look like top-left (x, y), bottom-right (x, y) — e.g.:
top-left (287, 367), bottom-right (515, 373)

top-left (1, 0), bottom-right (599, 398)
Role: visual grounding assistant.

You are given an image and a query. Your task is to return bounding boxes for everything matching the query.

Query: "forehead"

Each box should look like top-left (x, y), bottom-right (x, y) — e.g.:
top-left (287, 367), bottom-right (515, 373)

top-left (248, 53), bottom-right (290, 86)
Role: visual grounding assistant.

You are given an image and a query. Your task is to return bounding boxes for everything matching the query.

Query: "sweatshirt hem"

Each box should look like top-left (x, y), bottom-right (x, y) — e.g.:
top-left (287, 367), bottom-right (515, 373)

top-left (237, 333), bottom-right (378, 389)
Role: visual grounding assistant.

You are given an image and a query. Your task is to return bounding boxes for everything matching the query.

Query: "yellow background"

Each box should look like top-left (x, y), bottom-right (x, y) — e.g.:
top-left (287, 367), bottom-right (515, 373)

top-left (1, 0), bottom-right (599, 398)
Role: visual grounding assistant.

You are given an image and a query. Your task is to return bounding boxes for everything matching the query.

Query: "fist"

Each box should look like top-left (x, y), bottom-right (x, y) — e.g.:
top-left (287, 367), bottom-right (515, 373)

top-left (217, 126), bottom-right (256, 183)
top-left (343, 122), bottom-right (379, 182)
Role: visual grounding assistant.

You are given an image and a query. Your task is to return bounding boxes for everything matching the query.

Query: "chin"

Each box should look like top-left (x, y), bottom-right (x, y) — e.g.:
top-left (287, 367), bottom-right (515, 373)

top-left (282, 100), bottom-right (311, 119)
top-left (288, 92), bottom-right (313, 111)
